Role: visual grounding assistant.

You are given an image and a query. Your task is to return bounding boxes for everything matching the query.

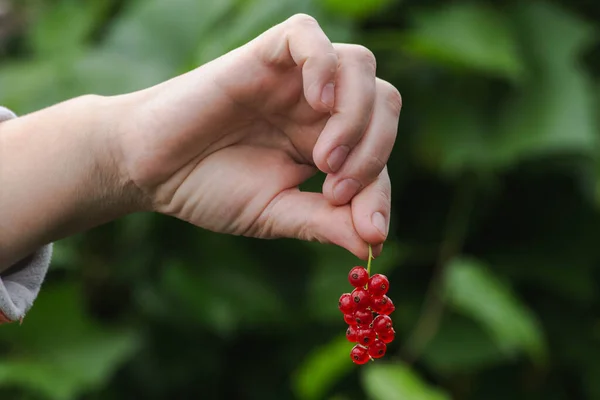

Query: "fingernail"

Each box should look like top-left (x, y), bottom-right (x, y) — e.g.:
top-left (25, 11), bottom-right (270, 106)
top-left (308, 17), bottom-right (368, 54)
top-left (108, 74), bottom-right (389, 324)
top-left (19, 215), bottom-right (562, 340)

top-left (327, 145), bottom-right (349, 172)
top-left (321, 82), bottom-right (335, 108)
top-left (372, 212), bottom-right (388, 236)
top-left (333, 179), bottom-right (361, 204)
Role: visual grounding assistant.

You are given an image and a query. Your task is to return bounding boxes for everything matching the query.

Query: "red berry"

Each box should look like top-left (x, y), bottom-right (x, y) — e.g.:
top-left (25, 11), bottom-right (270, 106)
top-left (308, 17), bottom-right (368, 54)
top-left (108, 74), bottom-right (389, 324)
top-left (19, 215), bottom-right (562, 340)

top-left (338, 293), bottom-right (355, 314)
top-left (368, 339), bottom-right (387, 359)
top-left (350, 345), bottom-right (370, 365)
top-left (346, 325), bottom-right (358, 342)
top-left (348, 266), bottom-right (369, 288)
top-left (371, 295), bottom-right (392, 314)
top-left (368, 274), bottom-right (389, 296)
top-left (378, 328), bottom-right (395, 344)
top-left (343, 313), bottom-right (355, 325)
top-left (372, 315), bottom-right (393, 333)
top-left (354, 309), bottom-right (374, 326)
top-left (351, 288), bottom-right (371, 310)
top-left (357, 328), bottom-right (377, 346)
top-left (381, 297), bottom-right (395, 315)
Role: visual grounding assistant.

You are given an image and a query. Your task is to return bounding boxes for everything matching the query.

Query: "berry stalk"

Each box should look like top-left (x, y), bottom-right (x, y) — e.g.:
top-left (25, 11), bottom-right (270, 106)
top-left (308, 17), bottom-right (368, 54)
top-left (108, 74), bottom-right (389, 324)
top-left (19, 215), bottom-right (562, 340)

top-left (367, 244), bottom-right (373, 276)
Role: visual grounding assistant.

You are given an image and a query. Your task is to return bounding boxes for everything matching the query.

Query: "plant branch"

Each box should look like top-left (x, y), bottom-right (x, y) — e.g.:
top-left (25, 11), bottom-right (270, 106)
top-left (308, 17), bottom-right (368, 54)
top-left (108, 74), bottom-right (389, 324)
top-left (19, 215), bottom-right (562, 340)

top-left (401, 172), bottom-right (477, 363)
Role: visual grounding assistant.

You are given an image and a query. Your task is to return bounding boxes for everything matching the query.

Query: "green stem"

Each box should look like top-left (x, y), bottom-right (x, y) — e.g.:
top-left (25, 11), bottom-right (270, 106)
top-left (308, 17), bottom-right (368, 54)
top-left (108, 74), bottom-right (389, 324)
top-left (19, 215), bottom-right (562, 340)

top-left (367, 244), bottom-right (373, 276)
top-left (402, 172), bottom-right (477, 363)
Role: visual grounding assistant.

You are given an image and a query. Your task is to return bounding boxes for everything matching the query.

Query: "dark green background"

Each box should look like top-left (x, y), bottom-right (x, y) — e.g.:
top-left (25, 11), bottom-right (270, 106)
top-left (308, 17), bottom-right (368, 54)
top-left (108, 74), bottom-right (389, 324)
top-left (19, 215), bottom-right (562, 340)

top-left (1, 0), bottom-right (599, 399)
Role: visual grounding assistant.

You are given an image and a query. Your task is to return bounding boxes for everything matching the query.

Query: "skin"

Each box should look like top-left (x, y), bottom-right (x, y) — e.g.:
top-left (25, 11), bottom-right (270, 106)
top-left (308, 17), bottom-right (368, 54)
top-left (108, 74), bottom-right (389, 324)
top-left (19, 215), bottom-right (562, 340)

top-left (0, 14), bottom-right (401, 270)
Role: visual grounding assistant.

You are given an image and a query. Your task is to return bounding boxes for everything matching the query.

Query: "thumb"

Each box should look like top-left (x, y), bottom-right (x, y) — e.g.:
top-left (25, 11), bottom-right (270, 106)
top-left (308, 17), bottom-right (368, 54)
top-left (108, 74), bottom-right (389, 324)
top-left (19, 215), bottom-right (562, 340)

top-left (258, 189), bottom-right (375, 260)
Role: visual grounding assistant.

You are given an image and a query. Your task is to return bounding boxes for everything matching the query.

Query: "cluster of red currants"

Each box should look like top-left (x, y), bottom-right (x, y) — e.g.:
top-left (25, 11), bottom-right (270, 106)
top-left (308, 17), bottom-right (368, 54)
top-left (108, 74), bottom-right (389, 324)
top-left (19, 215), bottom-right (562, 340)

top-left (339, 265), bottom-right (395, 364)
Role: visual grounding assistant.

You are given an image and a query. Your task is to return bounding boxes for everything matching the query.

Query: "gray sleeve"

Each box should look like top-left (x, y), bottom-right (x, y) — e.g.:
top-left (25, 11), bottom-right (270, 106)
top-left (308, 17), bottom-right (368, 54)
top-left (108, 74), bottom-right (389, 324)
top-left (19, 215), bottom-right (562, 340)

top-left (0, 106), bottom-right (52, 324)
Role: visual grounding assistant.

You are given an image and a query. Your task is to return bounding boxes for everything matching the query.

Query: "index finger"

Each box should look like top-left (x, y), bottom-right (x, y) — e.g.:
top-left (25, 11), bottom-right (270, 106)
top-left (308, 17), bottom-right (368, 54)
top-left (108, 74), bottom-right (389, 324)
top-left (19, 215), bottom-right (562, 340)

top-left (253, 14), bottom-right (339, 113)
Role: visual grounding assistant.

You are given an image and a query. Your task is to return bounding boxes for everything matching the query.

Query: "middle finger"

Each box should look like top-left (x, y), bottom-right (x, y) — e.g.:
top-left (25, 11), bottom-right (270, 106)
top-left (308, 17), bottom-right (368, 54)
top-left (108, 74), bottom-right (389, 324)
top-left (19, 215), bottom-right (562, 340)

top-left (323, 78), bottom-right (402, 206)
top-left (312, 43), bottom-right (377, 174)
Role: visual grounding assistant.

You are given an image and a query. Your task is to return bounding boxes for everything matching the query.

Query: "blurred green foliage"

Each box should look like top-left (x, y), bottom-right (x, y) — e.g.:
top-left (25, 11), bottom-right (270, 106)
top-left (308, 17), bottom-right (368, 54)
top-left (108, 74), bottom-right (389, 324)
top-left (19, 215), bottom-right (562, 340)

top-left (1, 0), bottom-right (599, 398)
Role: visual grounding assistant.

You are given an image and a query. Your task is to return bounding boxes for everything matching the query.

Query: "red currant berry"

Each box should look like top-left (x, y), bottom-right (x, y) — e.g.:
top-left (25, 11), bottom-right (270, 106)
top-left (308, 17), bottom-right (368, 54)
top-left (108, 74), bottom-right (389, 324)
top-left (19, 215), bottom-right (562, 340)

top-left (378, 328), bottom-right (395, 344)
top-left (348, 266), bottom-right (369, 288)
top-left (370, 295), bottom-right (392, 314)
top-left (368, 339), bottom-right (387, 359)
top-left (339, 293), bottom-right (355, 314)
top-left (372, 315), bottom-right (393, 333)
top-left (346, 325), bottom-right (358, 342)
top-left (357, 328), bottom-right (377, 346)
top-left (368, 274), bottom-right (389, 296)
top-left (343, 313), bottom-right (355, 325)
top-left (381, 297), bottom-right (395, 315)
top-left (354, 309), bottom-right (374, 326)
top-left (351, 288), bottom-right (371, 309)
top-left (350, 345), bottom-right (370, 365)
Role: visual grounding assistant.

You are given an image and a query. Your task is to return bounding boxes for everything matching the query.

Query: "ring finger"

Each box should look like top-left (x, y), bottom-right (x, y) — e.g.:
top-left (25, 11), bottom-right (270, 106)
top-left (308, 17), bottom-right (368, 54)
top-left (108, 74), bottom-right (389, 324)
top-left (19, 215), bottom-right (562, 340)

top-left (323, 78), bottom-right (402, 206)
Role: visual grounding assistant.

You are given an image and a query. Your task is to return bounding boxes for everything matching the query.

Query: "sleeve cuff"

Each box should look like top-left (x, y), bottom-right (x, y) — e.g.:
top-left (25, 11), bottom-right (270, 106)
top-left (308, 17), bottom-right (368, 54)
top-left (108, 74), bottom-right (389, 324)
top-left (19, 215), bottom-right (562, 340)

top-left (0, 245), bottom-right (52, 324)
top-left (0, 105), bottom-right (53, 325)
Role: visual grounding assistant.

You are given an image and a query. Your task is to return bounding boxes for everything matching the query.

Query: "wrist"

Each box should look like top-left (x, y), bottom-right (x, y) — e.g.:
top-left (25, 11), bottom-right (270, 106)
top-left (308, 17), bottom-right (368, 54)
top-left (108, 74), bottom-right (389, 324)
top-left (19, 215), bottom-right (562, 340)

top-left (88, 93), bottom-right (152, 212)
top-left (110, 83), bottom-right (216, 210)
top-left (52, 94), bottom-right (148, 216)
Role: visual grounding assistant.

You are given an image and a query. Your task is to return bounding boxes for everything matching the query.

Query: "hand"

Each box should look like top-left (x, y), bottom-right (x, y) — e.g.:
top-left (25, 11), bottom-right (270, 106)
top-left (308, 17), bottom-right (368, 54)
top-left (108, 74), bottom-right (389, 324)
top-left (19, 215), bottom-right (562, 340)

top-left (116, 14), bottom-right (402, 259)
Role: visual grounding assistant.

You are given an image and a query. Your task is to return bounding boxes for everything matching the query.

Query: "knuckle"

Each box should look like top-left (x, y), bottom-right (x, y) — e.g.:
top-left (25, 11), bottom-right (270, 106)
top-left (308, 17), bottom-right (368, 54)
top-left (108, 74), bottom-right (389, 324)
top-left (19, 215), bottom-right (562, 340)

top-left (364, 154), bottom-right (387, 178)
top-left (377, 169), bottom-right (392, 208)
top-left (376, 185), bottom-right (392, 210)
top-left (382, 81), bottom-right (403, 114)
top-left (287, 13), bottom-right (319, 28)
top-left (352, 45), bottom-right (377, 70)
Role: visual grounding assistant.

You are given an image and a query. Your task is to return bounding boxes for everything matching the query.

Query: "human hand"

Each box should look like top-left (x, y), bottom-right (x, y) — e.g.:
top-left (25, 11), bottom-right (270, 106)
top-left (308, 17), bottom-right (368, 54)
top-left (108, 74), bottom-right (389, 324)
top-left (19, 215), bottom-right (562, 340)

top-left (116, 14), bottom-right (402, 259)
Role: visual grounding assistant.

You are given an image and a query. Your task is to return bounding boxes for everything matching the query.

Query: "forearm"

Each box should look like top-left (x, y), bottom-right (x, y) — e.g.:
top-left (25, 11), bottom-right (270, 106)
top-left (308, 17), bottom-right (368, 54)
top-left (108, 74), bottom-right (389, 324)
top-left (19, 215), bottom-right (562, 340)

top-left (0, 95), bottom-right (143, 270)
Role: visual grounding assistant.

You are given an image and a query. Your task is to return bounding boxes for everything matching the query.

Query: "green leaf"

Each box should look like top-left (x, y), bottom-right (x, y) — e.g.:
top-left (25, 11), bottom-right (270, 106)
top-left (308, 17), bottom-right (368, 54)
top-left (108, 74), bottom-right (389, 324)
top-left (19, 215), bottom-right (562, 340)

top-left (193, 0), bottom-right (300, 65)
top-left (422, 315), bottom-right (512, 374)
top-left (0, 284), bottom-right (140, 400)
top-left (361, 363), bottom-right (450, 400)
top-left (412, 95), bottom-right (492, 177)
top-left (0, 60), bottom-right (66, 113)
top-left (444, 257), bottom-right (547, 362)
top-left (409, 2), bottom-right (598, 176)
top-left (153, 253), bottom-right (287, 335)
top-left (401, 3), bottom-right (525, 79)
top-left (26, 0), bottom-right (113, 58)
top-left (193, 0), bottom-right (353, 66)
top-left (293, 335), bottom-right (353, 400)
top-left (71, 49), bottom-right (170, 95)
top-left (493, 2), bottom-right (598, 167)
top-left (103, 0), bottom-right (236, 74)
top-left (0, 332), bottom-right (138, 400)
top-left (494, 253), bottom-right (597, 306)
